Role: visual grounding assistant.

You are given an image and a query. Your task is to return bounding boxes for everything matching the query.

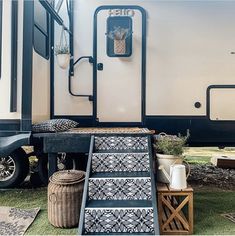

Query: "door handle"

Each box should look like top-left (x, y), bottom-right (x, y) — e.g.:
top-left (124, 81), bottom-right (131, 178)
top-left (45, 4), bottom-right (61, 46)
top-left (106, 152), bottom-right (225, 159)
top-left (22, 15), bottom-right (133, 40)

top-left (97, 63), bottom-right (103, 71)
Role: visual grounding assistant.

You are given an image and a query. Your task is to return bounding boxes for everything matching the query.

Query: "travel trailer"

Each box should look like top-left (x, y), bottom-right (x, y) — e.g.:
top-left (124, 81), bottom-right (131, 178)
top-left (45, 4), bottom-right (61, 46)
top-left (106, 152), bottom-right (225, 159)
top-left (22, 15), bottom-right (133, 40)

top-left (2, 1), bottom-right (235, 143)
top-left (0, 0), bottom-right (235, 232)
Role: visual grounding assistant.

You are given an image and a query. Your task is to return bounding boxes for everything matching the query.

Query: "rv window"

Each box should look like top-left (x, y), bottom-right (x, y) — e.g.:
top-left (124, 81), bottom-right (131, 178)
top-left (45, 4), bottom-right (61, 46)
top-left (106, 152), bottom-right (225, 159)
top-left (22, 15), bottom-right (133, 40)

top-left (107, 16), bottom-right (133, 57)
top-left (0, 0), bottom-right (2, 78)
top-left (34, 0), bottom-right (49, 59)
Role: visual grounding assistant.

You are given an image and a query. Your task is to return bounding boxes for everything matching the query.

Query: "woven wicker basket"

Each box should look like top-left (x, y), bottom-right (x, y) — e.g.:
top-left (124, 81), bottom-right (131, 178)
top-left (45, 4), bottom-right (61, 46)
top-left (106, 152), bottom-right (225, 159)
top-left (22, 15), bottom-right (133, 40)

top-left (114, 39), bottom-right (126, 55)
top-left (48, 170), bottom-right (85, 228)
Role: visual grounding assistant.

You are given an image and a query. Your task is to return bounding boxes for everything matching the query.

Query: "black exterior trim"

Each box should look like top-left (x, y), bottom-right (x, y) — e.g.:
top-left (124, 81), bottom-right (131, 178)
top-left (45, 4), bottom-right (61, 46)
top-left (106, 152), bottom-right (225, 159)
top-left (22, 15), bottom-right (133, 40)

top-left (10, 0), bottom-right (18, 112)
top-left (146, 115), bottom-right (235, 146)
top-left (33, 1), bottom-right (50, 60)
top-left (69, 0), bottom-right (74, 75)
top-left (53, 115), bottom-right (94, 127)
top-left (207, 85), bottom-right (235, 122)
top-left (53, 115), bottom-right (145, 128)
top-left (52, 115), bottom-right (235, 146)
top-left (21, 0), bottom-right (34, 131)
top-left (0, 119), bottom-right (21, 131)
top-left (0, 133), bottom-right (31, 156)
top-left (50, 2), bottom-right (54, 119)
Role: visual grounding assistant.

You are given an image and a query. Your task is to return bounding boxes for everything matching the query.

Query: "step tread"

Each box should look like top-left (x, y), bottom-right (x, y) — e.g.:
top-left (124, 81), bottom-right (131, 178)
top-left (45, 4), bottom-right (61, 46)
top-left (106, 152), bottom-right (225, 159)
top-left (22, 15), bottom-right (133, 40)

top-left (85, 233), bottom-right (154, 235)
top-left (88, 176), bottom-right (152, 201)
top-left (92, 152), bottom-right (150, 172)
top-left (86, 200), bottom-right (153, 208)
top-left (92, 152), bottom-right (149, 155)
top-left (90, 171), bottom-right (150, 178)
top-left (94, 136), bottom-right (149, 151)
top-left (94, 150), bottom-right (148, 153)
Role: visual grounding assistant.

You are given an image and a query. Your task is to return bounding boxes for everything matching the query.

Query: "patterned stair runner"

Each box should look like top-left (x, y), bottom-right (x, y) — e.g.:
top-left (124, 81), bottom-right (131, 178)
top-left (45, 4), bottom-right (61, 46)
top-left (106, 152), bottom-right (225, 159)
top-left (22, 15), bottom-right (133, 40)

top-left (78, 135), bottom-right (159, 235)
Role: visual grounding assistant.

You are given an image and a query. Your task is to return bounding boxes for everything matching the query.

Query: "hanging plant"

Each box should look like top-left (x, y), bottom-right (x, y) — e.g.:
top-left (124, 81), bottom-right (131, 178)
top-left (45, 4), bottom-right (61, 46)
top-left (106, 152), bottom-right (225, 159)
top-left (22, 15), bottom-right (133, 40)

top-left (55, 27), bottom-right (70, 69)
top-left (107, 26), bottom-right (131, 55)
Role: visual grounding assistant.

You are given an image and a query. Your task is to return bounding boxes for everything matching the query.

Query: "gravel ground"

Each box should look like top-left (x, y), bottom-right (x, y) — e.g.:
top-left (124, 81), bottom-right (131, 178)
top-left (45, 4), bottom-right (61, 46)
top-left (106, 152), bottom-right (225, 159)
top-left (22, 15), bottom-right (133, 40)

top-left (188, 164), bottom-right (235, 190)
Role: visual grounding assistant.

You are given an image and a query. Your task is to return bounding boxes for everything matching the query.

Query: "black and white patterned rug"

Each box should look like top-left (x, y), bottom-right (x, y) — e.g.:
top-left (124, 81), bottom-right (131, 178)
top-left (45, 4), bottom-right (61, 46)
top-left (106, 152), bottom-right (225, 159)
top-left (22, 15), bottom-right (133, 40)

top-left (0, 207), bottom-right (40, 235)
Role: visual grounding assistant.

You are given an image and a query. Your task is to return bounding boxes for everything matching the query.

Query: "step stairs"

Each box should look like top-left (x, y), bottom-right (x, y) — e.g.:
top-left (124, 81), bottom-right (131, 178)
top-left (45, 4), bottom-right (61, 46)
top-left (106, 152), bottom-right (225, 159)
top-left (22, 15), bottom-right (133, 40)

top-left (78, 134), bottom-right (159, 235)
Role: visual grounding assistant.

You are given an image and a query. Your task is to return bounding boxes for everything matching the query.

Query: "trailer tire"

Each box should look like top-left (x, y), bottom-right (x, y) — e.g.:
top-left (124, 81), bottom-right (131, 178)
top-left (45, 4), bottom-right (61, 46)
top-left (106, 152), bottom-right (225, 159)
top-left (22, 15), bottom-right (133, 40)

top-left (0, 148), bottom-right (29, 188)
top-left (38, 154), bottom-right (77, 185)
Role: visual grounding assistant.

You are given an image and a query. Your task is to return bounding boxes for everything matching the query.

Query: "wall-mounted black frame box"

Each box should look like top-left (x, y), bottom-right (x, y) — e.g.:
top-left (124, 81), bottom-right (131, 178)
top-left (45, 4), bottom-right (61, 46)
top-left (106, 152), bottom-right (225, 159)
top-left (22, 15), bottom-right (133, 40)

top-left (106, 16), bottom-right (132, 57)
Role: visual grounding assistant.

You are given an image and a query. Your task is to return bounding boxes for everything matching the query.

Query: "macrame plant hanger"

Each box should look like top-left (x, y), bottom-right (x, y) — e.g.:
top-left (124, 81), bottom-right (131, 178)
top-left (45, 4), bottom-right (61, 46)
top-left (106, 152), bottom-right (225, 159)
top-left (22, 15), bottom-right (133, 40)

top-left (59, 27), bottom-right (69, 53)
top-left (56, 27), bottom-right (70, 69)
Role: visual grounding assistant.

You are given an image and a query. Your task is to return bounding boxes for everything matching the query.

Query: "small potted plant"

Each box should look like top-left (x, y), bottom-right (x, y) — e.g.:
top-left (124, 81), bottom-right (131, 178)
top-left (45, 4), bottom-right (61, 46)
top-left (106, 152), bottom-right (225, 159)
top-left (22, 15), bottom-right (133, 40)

top-left (154, 132), bottom-right (189, 183)
top-left (55, 45), bottom-right (70, 69)
top-left (107, 26), bottom-right (131, 55)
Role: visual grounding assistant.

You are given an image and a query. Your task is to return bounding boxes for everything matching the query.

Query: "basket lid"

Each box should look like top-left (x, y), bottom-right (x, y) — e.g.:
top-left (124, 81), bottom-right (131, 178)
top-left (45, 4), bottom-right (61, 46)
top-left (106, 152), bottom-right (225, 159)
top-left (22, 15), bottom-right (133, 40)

top-left (49, 170), bottom-right (85, 185)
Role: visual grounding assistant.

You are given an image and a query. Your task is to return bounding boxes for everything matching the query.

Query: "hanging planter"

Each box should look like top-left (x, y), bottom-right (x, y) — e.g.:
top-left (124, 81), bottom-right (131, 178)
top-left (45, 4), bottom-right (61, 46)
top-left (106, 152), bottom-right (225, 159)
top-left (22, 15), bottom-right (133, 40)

top-left (56, 51), bottom-right (70, 69)
top-left (55, 27), bottom-right (70, 69)
top-left (114, 39), bottom-right (126, 55)
top-left (107, 26), bottom-right (131, 56)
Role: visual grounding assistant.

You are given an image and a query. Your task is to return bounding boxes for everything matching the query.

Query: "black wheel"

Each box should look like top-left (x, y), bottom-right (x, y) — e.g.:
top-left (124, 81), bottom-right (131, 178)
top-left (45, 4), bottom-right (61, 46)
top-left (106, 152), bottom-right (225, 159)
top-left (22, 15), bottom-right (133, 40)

top-left (0, 148), bottom-right (29, 188)
top-left (38, 153), bottom-right (77, 185)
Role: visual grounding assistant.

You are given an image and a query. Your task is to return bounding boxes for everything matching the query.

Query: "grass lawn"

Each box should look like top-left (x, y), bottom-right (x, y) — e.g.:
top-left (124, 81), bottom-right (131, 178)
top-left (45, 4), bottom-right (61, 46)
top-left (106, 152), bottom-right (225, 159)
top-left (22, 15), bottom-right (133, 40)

top-left (0, 187), bottom-right (234, 235)
top-left (184, 147), bottom-right (235, 164)
top-left (0, 188), bottom-right (76, 235)
top-left (0, 147), bottom-right (234, 235)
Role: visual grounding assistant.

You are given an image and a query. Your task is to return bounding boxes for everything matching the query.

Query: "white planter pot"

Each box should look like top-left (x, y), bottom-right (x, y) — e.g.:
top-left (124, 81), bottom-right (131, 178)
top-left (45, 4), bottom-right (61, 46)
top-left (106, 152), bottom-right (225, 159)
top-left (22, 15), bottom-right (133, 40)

top-left (156, 153), bottom-right (183, 183)
top-left (56, 53), bottom-right (70, 69)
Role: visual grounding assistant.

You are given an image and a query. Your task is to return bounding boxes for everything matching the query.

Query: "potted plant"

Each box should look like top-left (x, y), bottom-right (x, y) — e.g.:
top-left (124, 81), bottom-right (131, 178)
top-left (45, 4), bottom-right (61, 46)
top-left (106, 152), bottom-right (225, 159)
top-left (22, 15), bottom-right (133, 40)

top-left (154, 132), bottom-right (189, 183)
top-left (107, 26), bottom-right (131, 55)
top-left (55, 45), bottom-right (70, 69)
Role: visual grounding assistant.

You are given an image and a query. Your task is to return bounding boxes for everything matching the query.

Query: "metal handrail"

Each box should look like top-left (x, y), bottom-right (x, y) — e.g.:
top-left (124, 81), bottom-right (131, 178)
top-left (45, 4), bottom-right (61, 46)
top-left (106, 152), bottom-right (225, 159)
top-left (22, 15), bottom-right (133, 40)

top-left (68, 56), bottom-right (93, 101)
top-left (78, 135), bottom-right (94, 235)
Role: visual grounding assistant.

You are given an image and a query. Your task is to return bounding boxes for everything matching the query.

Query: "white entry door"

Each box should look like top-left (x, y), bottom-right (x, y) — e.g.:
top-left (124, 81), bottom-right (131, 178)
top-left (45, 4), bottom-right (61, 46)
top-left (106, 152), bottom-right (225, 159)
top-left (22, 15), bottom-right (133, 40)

top-left (96, 9), bottom-right (143, 123)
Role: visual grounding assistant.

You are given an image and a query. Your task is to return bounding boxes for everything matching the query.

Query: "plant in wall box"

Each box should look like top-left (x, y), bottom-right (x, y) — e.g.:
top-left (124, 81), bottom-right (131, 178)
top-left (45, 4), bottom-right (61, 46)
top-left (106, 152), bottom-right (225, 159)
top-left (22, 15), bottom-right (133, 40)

top-left (55, 27), bottom-right (70, 69)
top-left (154, 132), bottom-right (189, 183)
top-left (107, 26), bottom-right (131, 55)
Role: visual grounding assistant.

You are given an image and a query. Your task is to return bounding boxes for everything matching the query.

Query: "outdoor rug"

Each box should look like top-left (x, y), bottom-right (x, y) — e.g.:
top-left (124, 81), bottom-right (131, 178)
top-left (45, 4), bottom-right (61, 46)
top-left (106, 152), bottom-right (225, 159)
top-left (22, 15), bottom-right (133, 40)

top-left (67, 127), bottom-right (152, 134)
top-left (221, 212), bottom-right (235, 224)
top-left (0, 207), bottom-right (40, 235)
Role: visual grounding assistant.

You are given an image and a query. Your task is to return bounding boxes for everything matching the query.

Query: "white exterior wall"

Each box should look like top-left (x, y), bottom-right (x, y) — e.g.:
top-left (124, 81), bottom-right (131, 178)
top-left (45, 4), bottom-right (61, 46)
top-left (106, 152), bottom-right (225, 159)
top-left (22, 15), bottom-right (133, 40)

top-left (31, 51), bottom-right (50, 123)
top-left (0, 0), bottom-right (50, 123)
top-left (0, 0), bottom-right (23, 119)
top-left (210, 88), bottom-right (235, 121)
top-left (52, 1), bottom-right (235, 120)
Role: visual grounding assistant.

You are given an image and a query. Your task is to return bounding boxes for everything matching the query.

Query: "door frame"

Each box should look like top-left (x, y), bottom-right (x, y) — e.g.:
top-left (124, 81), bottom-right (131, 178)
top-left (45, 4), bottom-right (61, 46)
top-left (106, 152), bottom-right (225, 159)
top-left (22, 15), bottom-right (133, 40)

top-left (93, 5), bottom-right (147, 127)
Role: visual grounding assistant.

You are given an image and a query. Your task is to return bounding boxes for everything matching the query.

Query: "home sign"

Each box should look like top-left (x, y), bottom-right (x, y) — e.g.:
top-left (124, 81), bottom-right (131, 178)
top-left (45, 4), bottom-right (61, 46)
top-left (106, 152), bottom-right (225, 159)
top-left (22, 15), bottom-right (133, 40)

top-left (109, 9), bottom-right (135, 17)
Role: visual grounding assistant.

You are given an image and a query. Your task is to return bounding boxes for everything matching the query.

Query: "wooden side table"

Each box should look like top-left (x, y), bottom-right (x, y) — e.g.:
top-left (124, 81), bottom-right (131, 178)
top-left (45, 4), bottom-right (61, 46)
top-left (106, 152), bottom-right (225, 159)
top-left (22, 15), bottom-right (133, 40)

top-left (157, 183), bottom-right (193, 235)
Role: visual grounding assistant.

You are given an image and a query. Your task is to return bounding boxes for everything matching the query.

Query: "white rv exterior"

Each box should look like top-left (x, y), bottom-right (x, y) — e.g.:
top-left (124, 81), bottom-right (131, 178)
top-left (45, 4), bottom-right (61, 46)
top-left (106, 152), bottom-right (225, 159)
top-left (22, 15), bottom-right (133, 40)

top-left (1, 0), bottom-right (235, 188)
top-left (1, 0), bottom-right (235, 127)
top-left (1, 0), bottom-right (235, 142)
top-left (53, 0), bottom-right (235, 122)
top-left (0, 0), bottom-right (235, 140)
top-left (0, 0), bottom-right (22, 120)
top-left (0, 0), bottom-right (50, 124)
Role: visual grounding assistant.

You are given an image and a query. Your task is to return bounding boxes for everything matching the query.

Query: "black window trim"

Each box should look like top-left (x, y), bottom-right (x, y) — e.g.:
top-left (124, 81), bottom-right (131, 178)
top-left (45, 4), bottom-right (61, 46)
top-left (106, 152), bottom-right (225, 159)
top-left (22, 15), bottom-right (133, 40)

top-left (33, 1), bottom-right (50, 60)
top-left (10, 0), bottom-right (18, 112)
